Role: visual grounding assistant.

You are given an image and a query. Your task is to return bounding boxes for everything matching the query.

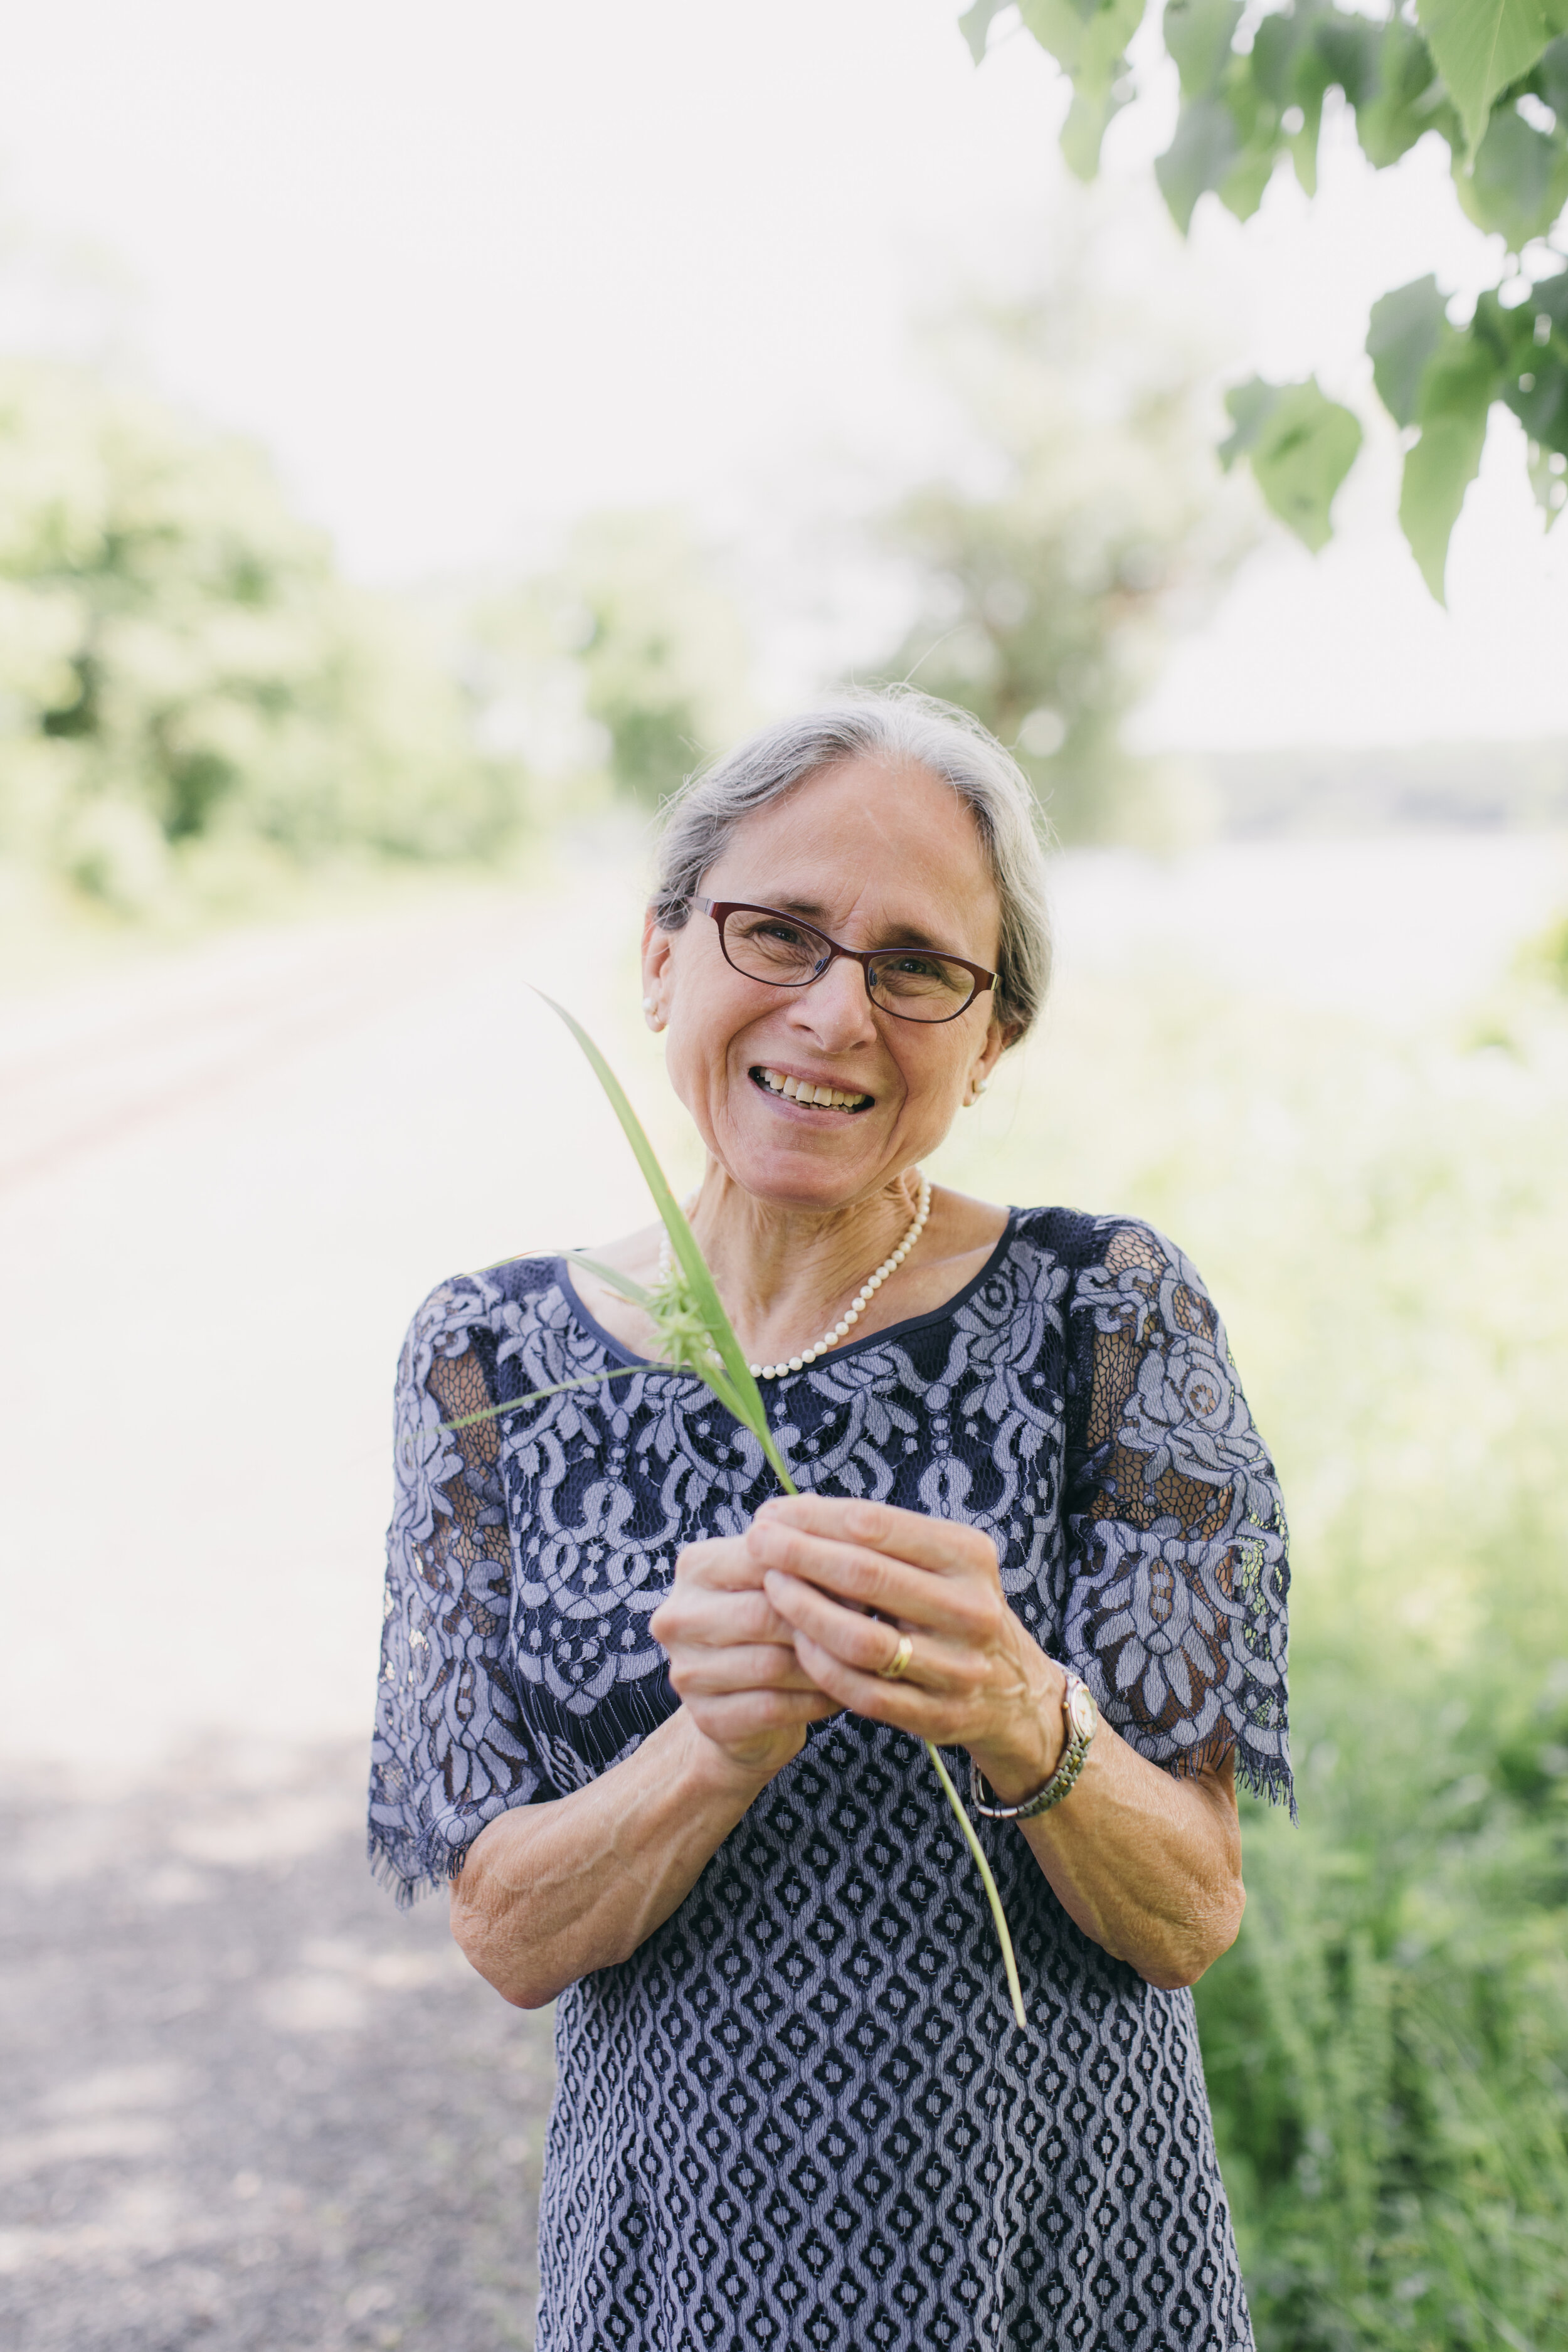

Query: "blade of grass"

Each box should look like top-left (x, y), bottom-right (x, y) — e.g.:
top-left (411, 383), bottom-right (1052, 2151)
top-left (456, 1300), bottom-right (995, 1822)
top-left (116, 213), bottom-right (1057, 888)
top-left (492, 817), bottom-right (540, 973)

top-left (563, 1251), bottom-right (656, 1309)
top-left (539, 991), bottom-right (1023, 2027)
top-left (539, 991), bottom-right (794, 1487)
top-left (924, 1740), bottom-right (1027, 2029)
top-left (423, 1361), bottom-right (647, 1441)
top-left (540, 994), bottom-right (761, 1411)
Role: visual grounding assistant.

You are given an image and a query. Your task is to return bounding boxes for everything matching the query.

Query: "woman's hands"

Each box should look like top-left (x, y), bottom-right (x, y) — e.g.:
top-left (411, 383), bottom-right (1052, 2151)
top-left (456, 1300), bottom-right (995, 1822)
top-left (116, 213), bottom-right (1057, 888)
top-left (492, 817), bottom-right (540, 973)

top-left (652, 1493), bottom-right (1062, 1798)
top-left (651, 1492), bottom-right (1244, 1989)
top-left (649, 1530), bottom-right (840, 1781)
top-left (743, 1493), bottom-right (1067, 1803)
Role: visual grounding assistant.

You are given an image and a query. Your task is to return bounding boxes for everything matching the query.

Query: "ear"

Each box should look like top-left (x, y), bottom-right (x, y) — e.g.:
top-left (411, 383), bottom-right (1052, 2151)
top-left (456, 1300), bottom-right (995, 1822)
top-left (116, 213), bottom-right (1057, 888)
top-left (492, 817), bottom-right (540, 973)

top-left (970, 1011), bottom-right (1013, 1093)
top-left (642, 906), bottom-right (679, 1027)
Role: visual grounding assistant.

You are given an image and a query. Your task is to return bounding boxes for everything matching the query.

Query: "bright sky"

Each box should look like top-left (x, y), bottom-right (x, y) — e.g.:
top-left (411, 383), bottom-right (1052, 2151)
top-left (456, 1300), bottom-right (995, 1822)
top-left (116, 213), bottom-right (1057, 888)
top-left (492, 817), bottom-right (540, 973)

top-left (3, 0), bottom-right (1566, 750)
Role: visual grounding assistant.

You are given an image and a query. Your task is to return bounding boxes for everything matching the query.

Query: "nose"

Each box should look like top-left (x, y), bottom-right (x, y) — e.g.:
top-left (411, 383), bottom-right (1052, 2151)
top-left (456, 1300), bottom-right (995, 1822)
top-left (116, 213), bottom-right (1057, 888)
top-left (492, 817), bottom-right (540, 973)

top-left (786, 950), bottom-right (878, 1051)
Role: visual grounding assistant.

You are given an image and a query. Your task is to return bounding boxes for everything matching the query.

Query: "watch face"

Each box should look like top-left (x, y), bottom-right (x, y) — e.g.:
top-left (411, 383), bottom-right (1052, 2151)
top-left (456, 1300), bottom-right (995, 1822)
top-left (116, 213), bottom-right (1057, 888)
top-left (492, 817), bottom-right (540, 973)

top-left (1069, 1683), bottom-right (1099, 1743)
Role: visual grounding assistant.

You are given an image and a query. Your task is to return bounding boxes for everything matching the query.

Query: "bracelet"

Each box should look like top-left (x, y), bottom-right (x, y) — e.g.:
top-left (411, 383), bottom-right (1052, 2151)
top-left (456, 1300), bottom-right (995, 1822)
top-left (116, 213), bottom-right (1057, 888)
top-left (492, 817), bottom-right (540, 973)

top-left (969, 1668), bottom-right (1099, 1821)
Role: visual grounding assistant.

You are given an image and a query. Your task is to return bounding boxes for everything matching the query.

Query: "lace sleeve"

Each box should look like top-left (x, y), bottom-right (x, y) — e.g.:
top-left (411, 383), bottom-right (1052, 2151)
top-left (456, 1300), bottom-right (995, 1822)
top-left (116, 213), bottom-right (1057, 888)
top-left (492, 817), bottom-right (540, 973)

top-left (368, 1274), bottom-right (549, 1905)
top-left (1061, 1221), bottom-right (1292, 1809)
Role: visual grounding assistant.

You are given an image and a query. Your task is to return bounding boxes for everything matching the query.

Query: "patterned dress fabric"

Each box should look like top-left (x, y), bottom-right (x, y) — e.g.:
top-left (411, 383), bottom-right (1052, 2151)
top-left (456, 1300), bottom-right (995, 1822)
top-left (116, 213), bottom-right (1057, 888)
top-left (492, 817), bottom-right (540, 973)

top-left (369, 1207), bottom-right (1291, 2351)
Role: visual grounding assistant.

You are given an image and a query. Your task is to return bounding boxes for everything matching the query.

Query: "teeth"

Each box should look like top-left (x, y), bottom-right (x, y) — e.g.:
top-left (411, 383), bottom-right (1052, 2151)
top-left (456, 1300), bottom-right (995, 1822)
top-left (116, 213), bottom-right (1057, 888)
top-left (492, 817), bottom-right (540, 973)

top-left (754, 1066), bottom-right (871, 1110)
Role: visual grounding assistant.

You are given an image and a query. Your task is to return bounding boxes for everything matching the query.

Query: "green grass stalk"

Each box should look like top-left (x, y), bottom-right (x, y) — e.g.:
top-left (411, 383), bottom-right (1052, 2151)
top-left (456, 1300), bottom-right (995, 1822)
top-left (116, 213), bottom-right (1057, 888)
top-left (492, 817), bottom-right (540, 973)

top-left (538, 993), bottom-right (1027, 2029)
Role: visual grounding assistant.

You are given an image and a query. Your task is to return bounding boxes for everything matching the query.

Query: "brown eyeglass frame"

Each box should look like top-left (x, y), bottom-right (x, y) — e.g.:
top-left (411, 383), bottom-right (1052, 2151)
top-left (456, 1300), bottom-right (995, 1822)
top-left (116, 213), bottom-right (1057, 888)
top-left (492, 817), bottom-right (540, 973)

top-left (691, 898), bottom-right (995, 1024)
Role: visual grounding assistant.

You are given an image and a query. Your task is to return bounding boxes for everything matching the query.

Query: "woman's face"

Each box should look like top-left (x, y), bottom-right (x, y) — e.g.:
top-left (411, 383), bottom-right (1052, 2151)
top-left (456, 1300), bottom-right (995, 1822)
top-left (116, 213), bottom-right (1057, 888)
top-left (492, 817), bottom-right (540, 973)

top-left (644, 756), bottom-right (1012, 1210)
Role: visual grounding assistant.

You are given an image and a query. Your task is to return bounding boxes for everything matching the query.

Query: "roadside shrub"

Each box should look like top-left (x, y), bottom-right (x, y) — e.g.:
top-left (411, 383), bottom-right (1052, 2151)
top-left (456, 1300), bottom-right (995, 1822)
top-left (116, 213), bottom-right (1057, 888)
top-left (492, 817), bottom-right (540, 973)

top-left (0, 361), bottom-right (522, 913)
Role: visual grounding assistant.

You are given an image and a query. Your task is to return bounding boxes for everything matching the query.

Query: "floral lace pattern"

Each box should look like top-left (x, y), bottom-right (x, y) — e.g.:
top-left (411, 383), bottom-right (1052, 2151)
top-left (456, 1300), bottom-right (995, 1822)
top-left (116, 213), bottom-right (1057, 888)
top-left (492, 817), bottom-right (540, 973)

top-left (369, 1207), bottom-right (1290, 2349)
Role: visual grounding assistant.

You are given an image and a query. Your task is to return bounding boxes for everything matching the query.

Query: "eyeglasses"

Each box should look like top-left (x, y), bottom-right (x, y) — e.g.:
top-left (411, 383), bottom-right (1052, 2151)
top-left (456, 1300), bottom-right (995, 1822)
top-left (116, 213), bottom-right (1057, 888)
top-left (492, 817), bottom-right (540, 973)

top-left (692, 898), bottom-right (995, 1024)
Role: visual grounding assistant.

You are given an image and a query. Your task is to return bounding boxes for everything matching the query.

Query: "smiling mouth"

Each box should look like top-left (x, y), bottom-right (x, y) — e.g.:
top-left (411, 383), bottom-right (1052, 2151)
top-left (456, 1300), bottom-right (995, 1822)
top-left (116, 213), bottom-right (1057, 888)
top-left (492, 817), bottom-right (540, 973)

top-left (751, 1064), bottom-right (874, 1114)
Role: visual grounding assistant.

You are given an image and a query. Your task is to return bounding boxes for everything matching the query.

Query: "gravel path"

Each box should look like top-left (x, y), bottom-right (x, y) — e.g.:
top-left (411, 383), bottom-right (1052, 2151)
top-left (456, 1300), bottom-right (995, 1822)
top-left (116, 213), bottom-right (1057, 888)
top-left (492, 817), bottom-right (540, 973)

top-left (0, 1745), bottom-right (556, 2352)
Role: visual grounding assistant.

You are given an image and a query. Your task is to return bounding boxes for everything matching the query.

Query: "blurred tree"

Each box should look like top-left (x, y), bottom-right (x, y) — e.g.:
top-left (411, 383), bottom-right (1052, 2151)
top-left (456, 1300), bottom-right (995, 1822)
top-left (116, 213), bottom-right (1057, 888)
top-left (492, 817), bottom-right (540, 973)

top-left (569, 510), bottom-right (756, 805)
top-left (869, 262), bottom-right (1254, 841)
top-left (462, 510), bottom-right (756, 817)
top-left (0, 360), bottom-right (521, 913)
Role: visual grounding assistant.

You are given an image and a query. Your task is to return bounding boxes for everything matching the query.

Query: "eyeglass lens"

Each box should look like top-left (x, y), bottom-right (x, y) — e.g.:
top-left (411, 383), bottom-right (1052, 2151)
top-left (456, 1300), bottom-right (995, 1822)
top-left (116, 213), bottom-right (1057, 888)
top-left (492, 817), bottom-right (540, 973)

top-left (721, 908), bottom-right (975, 1020)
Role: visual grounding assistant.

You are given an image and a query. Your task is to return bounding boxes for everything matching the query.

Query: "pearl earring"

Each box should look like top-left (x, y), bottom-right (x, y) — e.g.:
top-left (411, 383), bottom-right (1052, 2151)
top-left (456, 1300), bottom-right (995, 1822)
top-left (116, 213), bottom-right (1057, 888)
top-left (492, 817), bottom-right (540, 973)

top-left (642, 997), bottom-right (654, 1010)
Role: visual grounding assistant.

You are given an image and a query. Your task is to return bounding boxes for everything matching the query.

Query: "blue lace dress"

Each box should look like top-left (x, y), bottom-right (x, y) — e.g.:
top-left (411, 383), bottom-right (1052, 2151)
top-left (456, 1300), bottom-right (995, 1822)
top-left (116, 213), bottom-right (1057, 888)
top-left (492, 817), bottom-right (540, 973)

top-left (369, 1207), bottom-right (1291, 2351)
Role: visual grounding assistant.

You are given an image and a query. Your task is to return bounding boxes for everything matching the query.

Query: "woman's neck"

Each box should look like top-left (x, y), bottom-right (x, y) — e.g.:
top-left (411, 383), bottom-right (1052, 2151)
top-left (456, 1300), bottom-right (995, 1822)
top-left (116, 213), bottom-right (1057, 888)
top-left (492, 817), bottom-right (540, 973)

top-left (685, 1165), bottom-right (925, 1366)
top-left (568, 1176), bottom-right (1009, 1369)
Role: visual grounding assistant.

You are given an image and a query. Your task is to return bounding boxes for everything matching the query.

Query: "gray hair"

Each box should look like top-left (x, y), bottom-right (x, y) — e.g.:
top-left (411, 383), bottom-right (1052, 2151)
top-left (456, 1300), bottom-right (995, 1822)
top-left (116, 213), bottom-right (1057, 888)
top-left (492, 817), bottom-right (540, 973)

top-left (651, 686), bottom-right (1052, 1041)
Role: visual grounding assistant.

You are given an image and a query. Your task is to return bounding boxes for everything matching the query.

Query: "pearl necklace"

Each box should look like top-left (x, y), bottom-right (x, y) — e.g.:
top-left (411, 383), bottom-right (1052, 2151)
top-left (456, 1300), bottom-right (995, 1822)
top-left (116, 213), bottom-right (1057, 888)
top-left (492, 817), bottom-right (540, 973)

top-left (657, 1172), bottom-right (933, 1382)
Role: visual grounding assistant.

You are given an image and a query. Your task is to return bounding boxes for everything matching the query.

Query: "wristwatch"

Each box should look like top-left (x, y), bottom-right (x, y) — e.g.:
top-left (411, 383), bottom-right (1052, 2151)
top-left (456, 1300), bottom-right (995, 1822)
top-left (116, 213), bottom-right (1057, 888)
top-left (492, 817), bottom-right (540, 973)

top-left (969, 1669), bottom-right (1099, 1821)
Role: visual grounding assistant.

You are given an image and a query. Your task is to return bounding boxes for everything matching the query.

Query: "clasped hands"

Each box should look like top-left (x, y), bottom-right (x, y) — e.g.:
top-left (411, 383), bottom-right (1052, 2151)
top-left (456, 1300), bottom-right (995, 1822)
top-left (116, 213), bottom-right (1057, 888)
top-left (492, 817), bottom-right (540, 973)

top-left (648, 1493), bottom-right (1066, 1800)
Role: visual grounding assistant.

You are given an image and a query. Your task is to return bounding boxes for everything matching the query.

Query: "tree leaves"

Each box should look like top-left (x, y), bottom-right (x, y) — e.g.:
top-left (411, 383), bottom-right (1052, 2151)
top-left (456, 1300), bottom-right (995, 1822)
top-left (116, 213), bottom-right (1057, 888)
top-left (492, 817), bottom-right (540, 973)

top-left (1368, 278), bottom-right (1496, 598)
top-left (1456, 101), bottom-right (1568, 246)
top-left (1476, 263), bottom-right (1568, 485)
top-left (1367, 277), bottom-right (1450, 428)
top-left (957, 0), bottom-right (1012, 66)
top-left (1366, 268), bottom-right (1568, 590)
top-left (1353, 18), bottom-right (1459, 171)
top-left (1219, 378), bottom-right (1362, 552)
top-left (1163, 0), bottom-right (1243, 99)
top-left (1019, 0), bottom-right (1145, 179)
top-left (1156, 97), bottom-right (1242, 230)
top-left (963, 0), bottom-right (1568, 590)
top-left (1416, 0), bottom-right (1559, 155)
top-left (1397, 331), bottom-right (1496, 600)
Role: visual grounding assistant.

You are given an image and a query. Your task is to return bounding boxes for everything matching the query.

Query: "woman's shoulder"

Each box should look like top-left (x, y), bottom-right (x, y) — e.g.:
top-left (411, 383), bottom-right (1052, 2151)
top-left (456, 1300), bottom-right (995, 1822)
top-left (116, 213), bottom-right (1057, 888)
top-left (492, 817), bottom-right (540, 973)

top-left (1010, 1204), bottom-right (1200, 1285)
top-left (398, 1253), bottom-right (565, 1359)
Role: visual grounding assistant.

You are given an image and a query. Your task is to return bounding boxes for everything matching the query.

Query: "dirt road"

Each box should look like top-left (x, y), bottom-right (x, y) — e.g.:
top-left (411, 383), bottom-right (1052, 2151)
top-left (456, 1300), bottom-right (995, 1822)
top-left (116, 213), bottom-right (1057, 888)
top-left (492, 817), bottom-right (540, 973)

top-left (0, 1744), bottom-right (554, 2352)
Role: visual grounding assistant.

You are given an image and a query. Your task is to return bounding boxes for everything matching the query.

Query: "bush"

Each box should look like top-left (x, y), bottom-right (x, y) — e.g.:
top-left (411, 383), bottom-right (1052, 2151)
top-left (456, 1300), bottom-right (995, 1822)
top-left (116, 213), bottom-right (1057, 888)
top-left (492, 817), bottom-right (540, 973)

top-left (0, 361), bottom-right (522, 914)
top-left (1199, 1565), bottom-right (1568, 2350)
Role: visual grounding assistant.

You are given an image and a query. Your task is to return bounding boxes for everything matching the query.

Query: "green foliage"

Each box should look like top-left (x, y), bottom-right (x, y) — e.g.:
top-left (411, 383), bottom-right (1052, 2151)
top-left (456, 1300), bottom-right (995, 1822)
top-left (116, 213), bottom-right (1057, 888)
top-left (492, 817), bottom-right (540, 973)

top-left (0, 361), bottom-right (521, 916)
top-left (1022, 0), bottom-right (1144, 176)
top-left (867, 254), bottom-right (1254, 841)
top-left (1367, 278), bottom-right (1451, 430)
top-left (1199, 1581), bottom-right (1568, 2349)
top-left (1418, 0), bottom-right (1566, 155)
top-left (1219, 378), bottom-right (1362, 552)
top-left (1399, 331), bottom-right (1498, 601)
top-left (1457, 92), bottom-right (1568, 244)
top-left (963, 0), bottom-right (1568, 593)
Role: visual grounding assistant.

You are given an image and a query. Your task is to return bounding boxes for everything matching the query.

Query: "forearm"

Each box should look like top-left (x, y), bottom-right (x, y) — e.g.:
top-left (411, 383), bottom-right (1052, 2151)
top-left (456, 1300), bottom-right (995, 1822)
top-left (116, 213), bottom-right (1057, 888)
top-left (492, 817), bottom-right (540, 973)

top-left (1014, 1733), bottom-right (1244, 1989)
top-left (450, 1707), bottom-right (771, 2007)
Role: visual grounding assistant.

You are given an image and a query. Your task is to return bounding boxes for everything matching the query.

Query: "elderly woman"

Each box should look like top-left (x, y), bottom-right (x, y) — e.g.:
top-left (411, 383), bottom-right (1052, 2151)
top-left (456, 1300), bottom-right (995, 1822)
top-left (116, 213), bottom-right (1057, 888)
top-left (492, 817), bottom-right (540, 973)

top-left (369, 689), bottom-right (1291, 2352)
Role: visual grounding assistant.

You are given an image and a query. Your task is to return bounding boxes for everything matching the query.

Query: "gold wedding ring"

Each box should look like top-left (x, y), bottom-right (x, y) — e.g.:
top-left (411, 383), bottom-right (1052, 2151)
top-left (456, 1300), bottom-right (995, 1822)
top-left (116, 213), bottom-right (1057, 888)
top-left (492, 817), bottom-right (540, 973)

top-left (879, 1631), bottom-right (914, 1682)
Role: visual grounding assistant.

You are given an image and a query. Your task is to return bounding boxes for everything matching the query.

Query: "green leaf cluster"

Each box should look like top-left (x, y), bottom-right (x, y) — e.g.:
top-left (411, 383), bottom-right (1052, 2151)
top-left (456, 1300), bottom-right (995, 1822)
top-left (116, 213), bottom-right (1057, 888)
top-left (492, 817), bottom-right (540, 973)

top-left (967, 0), bottom-right (1568, 595)
top-left (1219, 376), bottom-right (1363, 552)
